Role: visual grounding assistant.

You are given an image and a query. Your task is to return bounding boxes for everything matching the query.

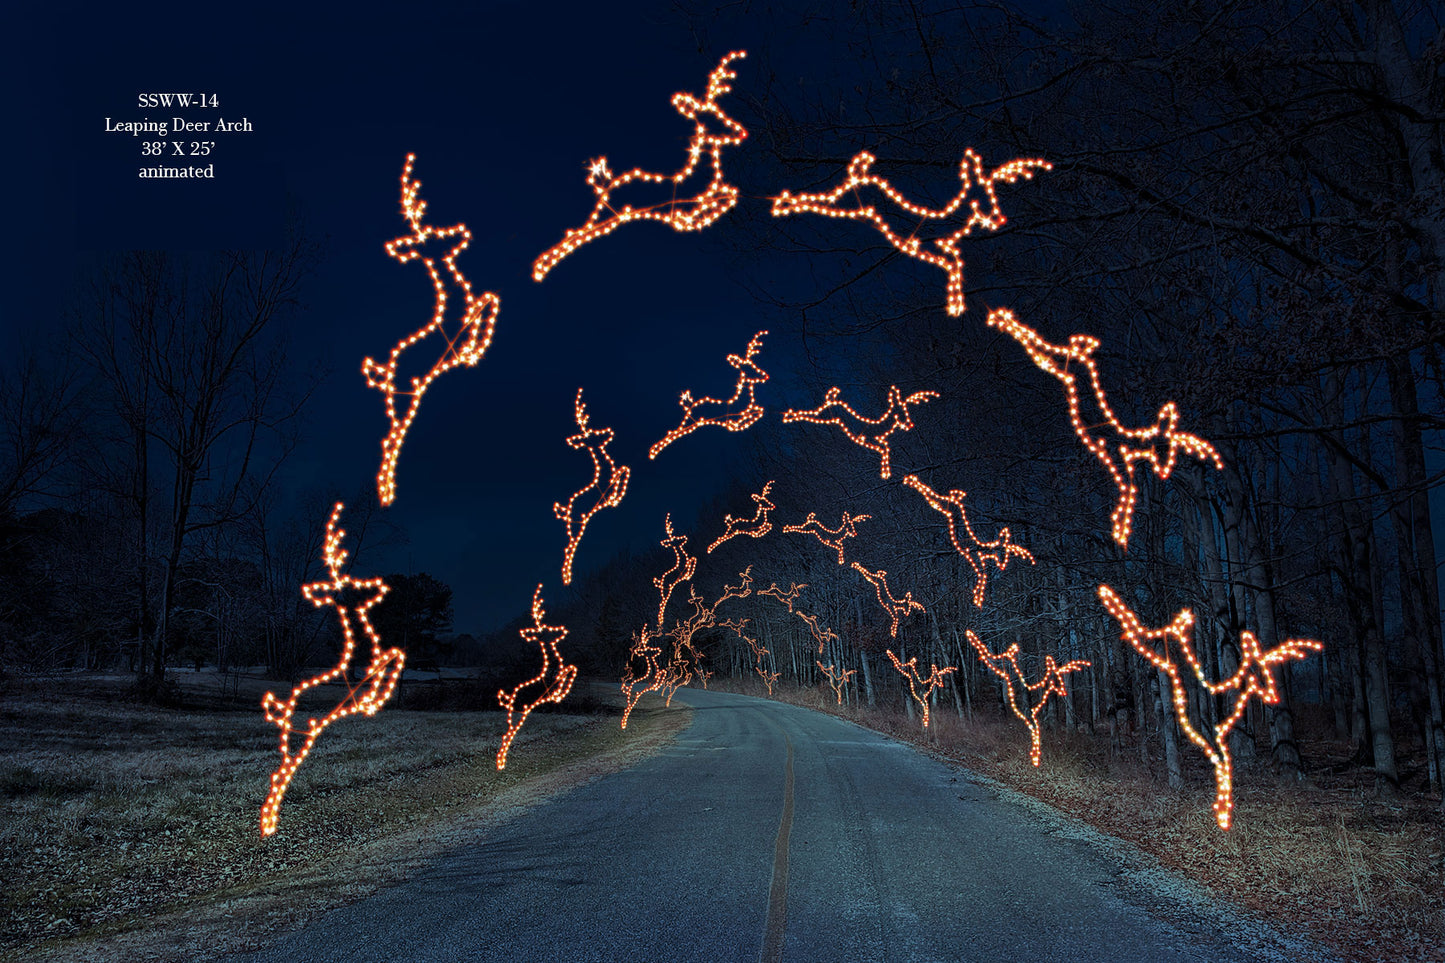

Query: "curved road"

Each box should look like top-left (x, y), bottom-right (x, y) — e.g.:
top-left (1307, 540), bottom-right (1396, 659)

top-left (229, 689), bottom-right (1294, 963)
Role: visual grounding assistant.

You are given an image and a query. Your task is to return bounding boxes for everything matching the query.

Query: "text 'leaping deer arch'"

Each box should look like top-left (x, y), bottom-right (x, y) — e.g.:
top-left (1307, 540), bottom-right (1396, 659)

top-left (532, 51), bottom-right (748, 281)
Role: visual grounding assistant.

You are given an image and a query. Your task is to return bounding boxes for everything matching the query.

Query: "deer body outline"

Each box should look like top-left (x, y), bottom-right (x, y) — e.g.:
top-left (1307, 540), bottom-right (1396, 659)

top-left (884, 649), bottom-right (956, 728)
top-left (706, 480), bottom-right (775, 553)
top-left (555, 388), bottom-right (631, 585)
top-left (771, 149), bottom-right (1050, 315)
top-left (652, 513), bottom-right (697, 632)
top-left (1098, 584), bottom-right (1322, 829)
top-left (781, 385), bottom-right (938, 479)
top-left (365, 154), bottom-right (500, 507)
top-left (782, 510), bottom-right (871, 565)
top-left (533, 51), bottom-right (748, 281)
top-left (986, 308), bottom-right (1223, 548)
top-left (850, 562), bottom-right (925, 637)
top-left (496, 585), bottom-right (578, 769)
top-left (650, 330), bottom-right (768, 460)
top-left (259, 502), bottom-right (405, 837)
top-left (901, 474), bottom-right (1034, 607)
top-left (967, 630), bottom-right (1088, 766)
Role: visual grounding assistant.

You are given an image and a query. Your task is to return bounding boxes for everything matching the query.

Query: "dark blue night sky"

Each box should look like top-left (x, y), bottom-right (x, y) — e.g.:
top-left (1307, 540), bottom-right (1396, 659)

top-left (4, 1), bottom-right (907, 632)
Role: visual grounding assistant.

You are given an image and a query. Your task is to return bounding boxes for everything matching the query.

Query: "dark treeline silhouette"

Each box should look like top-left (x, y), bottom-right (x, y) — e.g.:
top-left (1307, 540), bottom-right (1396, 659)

top-left (559, 0), bottom-right (1444, 810)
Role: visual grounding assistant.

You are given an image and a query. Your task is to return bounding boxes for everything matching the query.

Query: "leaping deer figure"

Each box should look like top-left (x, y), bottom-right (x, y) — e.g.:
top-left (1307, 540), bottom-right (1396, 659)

top-left (260, 503), bottom-right (404, 837)
top-left (772, 148), bottom-right (1050, 315)
top-left (816, 661), bottom-right (857, 704)
top-left (652, 513), bottom-right (697, 632)
top-left (650, 330), bottom-right (769, 459)
top-left (782, 510), bottom-right (872, 565)
top-left (707, 481), bottom-right (775, 553)
top-left (533, 50), bottom-right (748, 281)
top-left (967, 630), bottom-right (1088, 767)
top-left (758, 581), bottom-right (808, 613)
top-left (795, 610), bottom-right (839, 654)
top-left (620, 627), bottom-right (664, 730)
top-left (851, 562), bottom-right (925, 638)
top-left (782, 385), bottom-right (938, 479)
top-left (364, 154), bottom-right (500, 507)
top-left (885, 650), bottom-right (956, 728)
top-left (987, 308), bottom-right (1222, 549)
top-left (902, 474), bottom-right (1034, 607)
top-left (1098, 584), bottom-right (1322, 830)
top-left (555, 388), bottom-right (630, 585)
top-left (496, 585), bottom-right (578, 769)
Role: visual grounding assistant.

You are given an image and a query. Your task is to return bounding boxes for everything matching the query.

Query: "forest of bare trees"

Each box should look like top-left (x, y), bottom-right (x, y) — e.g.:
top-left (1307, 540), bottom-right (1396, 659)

top-left (558, 0), bottom-right (1445, 809)
top-left (1, 0), bottom-right (1440, 817)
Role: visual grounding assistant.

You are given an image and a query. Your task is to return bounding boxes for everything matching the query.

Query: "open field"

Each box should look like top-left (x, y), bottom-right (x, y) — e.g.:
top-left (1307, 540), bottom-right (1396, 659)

top-left (0, 674), bottom-right (688, 963)
top-left (718, 677), bottom-right (1445, 963)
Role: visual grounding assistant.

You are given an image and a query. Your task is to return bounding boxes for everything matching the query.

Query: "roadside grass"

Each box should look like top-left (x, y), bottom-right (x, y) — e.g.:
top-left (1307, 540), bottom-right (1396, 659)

top-left (725, 678), bottom-right (1444, 963)
top-left (0, 674), bottom-right (688, 963)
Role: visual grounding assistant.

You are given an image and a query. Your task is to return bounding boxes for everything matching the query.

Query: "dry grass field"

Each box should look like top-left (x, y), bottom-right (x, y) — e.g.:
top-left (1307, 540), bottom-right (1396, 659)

top-left (0, 674), bottom-right (688, 963)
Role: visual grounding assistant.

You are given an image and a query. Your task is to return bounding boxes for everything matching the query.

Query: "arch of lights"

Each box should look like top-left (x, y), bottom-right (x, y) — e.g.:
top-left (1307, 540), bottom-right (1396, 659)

top-left (257, 48), bottom-right (1322, 836)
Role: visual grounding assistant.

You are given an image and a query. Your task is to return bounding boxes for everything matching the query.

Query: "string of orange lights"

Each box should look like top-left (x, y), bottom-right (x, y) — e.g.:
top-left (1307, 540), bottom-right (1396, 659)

top-left (652, 513), bottom-right (698, 632)
top-left (364, 154), bottom-right (500, 507)
top-left (884, 650), bottom-right (956, 729)
top-left (532, 51), bottom-right (748, 282)
top-left (706, 481), bottom-right (775, 553)
top-left (986, 308), bottom-right (1223, 549)
top-left (816, 661), bottom-right (857, 704)
top-left (781, 510), bottom-right (871, 566)
top-left (901, 474), bottom-right (1034, 608)
top-left (771, 149), bottom-right (1050, 316)
top-left (966, 630), bottom-right (1087, 767)
top-left (1098, 585), bottom-right (1322, 829)
top-left (259, 503), bottom-right (405, 837)
top-left (496, 585), bottom-right (578, 769)
top-left (649, 330), bottom-right (769, 460)
top-left (620, 627), bottom-right (664, 730)
top-left (795, 609), bottom-right (839, 654)
top-left (555, 388), bottom-right (631, 586)
top-left (758, 581), bottom-right (807, 613)
top-left (851, 562), bottom-right (925, 637)
top-left (781, 385), bottom-right (938, 479)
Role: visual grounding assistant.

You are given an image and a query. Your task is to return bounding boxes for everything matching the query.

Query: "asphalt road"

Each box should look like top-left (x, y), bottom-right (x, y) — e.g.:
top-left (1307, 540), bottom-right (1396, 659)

top-left (227, 688), bottom-right (1296, 963)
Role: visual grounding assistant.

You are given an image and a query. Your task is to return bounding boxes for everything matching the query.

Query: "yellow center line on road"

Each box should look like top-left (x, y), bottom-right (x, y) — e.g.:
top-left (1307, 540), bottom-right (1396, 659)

top-left (761, 731), bottom-right (795, 963)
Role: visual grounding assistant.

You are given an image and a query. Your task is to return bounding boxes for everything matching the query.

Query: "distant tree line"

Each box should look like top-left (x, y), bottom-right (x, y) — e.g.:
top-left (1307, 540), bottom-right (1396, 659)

top-left (565, 0), bottom-right (1444, 808)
